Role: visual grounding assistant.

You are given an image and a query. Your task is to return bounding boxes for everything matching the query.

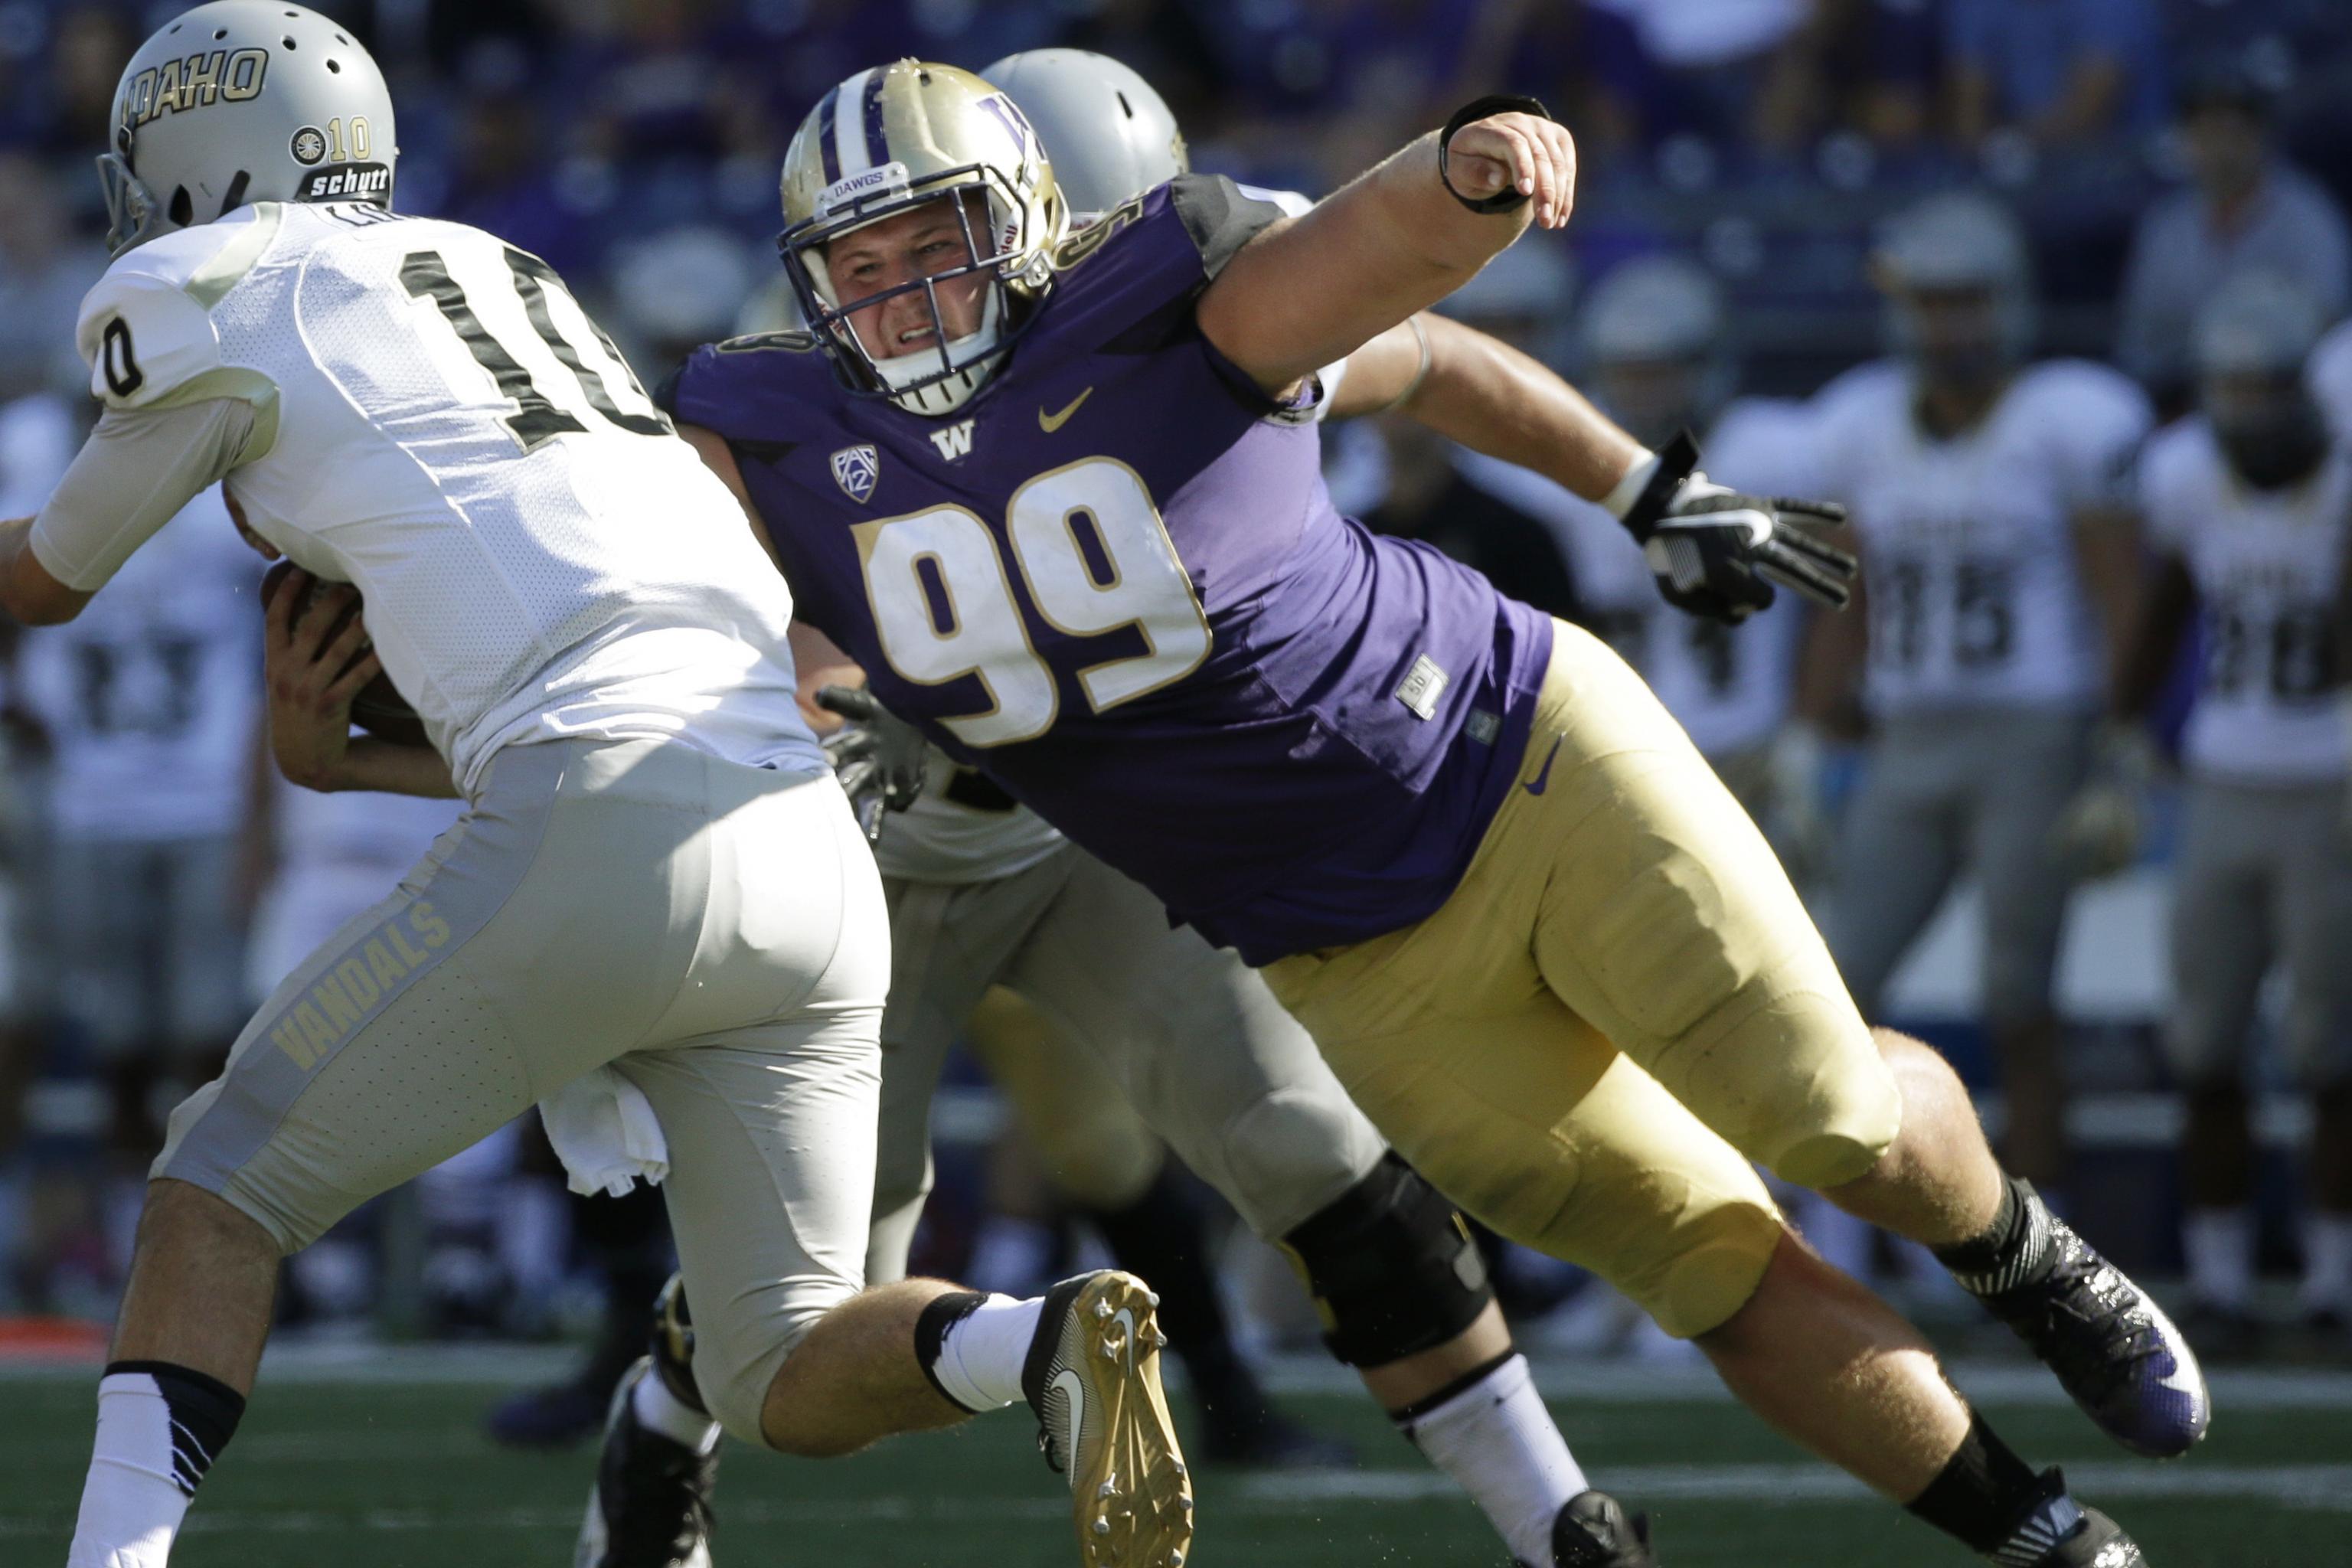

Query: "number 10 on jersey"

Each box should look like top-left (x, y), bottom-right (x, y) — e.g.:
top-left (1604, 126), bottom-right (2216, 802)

top-left (855, 458), bottom-right (1210, 747)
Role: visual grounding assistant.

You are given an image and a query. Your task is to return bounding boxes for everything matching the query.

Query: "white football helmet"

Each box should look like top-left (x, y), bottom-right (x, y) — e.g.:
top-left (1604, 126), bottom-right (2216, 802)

top-left (100, 2), bottom-right (397, 256)
top-left (1579, 255), bottom-right (1732, 446)
top-left (982, 48), bottom-right (1187, 221)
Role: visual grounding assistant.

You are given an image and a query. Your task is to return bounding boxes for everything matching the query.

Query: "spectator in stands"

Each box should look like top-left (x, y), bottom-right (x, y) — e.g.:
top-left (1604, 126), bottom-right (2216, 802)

top-left (1945, 0), bottom-right (2167, 148)
top-left (2116, 65), bottom-right (2350, 409)
top-left (1584, 0), bottom-right (1816, 149)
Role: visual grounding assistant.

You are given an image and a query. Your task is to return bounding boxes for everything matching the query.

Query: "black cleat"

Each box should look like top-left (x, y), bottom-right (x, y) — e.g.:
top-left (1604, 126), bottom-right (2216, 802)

top-left (573, 1357), bottom-right (719, 1568)
top-left (1985, 1470), bottom-right (2142, 1567)
top-left (1518, 1488), bottom-right (1655, 1568)
top-left (1971, 1214), bottom-right (2209, 1458)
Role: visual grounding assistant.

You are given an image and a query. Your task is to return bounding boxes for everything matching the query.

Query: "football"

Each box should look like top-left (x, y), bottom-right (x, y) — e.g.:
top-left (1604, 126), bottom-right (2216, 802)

top-left (260, 557), bottom-right (428, 747)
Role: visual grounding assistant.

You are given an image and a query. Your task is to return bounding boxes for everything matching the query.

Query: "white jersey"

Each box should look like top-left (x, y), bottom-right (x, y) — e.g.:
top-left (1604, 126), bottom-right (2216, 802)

top-left (1451, 397), bottom-right (1816, 758)
top-left (72, 203), bottom-right (822, 792)
top-left (15, 490), bottom-right (261, 841)
top-left (2314, 318), bottom-right (2352, 439)
top-left (1812, 359), bottom-right (2149, 719)
top-left (2140, 420), bottom-right (2351, 783)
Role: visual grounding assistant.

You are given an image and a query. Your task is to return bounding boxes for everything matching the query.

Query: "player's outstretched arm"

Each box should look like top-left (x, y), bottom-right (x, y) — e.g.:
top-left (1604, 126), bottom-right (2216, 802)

top-left (264, 565), bottom-right (456, 799)
top-left (1197, 102), bottom-right (1570, 394)
top-left (1331, 313), bottom-right (1648, 506)
top-left (0, 515), bottom-right (89, 626)
top-left (0, 397), bottom-right (265, 626)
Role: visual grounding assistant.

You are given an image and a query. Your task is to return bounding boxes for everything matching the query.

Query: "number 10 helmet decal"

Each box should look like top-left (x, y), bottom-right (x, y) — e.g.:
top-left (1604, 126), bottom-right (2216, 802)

top-left (100, 1), bottom-right (398, 256)
top-left (779, 60), bottom-right (1066, 418)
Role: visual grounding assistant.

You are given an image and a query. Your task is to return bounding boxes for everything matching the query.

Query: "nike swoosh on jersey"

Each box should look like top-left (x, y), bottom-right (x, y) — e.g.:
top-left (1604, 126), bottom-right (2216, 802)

top-left (1522, 733), bottom-right (1563, 795)
top-left (1050, 1367), bottom-right (1087, 1465)
top-left (1038, 387), bottom-right (1093, 433)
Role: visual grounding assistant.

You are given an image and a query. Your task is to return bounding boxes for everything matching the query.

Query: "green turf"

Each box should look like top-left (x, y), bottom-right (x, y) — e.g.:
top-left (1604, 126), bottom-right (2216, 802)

top-left (2, 1370), bottom-right (2344, 1566)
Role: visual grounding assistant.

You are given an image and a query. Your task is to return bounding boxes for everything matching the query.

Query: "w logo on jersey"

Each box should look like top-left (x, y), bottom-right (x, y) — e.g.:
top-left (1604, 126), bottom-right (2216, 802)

top-left (831, 444), bottom-right (880, 504)
top-left (929, 420), bottom-right (976, 462)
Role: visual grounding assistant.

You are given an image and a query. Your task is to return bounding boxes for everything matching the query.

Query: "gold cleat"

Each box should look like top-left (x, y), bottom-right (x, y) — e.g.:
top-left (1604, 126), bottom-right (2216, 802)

top-left (1021, 1270), bottom-right (1194, 1567)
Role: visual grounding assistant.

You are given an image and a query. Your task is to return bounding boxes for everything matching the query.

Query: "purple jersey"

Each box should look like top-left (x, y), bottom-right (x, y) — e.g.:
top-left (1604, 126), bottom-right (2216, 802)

top-left (667, 175), bottom-right (1553, 962)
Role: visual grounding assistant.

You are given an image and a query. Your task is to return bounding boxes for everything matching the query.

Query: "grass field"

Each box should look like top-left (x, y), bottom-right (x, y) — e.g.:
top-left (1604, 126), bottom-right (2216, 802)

top-left (3, 1351), bottom-right (2346, 1566)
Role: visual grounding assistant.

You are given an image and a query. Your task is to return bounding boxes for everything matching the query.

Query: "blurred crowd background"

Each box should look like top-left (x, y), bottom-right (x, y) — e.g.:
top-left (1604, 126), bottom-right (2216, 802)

top-left (2, 0), bottom-right (2351, 1429)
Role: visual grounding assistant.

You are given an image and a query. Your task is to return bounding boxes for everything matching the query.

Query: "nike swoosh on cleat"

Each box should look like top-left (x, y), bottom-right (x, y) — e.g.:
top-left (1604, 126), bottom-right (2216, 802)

top-left (1112, 1306), bottom-right (1137, 1362)
top-left (1523, 734), bottom-right (1563, 795)
top-left (1050, 1367), bottom-right (1087, 1473)
top-left (1039, 387), bottom-right (1093, 433)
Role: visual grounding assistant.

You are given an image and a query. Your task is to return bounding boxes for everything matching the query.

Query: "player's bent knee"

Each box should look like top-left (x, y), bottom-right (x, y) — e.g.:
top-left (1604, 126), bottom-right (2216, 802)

top-left (1748, 1022), bottom-right (1903, 1191)
top-left (1220, 1086), bottom-right (1386, 1239)
top-left (1279, 1154), bottom-right (1494, 1368)
top-left (1613, 1196), bottom-right (1784, 1341)
top-left (696, 1285), bottom-right (849, 1450)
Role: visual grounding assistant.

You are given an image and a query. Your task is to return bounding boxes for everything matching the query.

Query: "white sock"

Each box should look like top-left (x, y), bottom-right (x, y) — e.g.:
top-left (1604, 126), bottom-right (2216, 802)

top-left (1399, 1354), bottom-right (1586, 1566)
top-left (631, 1366), bottom-right (720, 1452)
top-left (2301, 1213), bottom-right (2352, 1314)
top-left (931, 1293), bottom-right (1043, 1413)
top-left (2184, 1207), bottom-right (2254, 1311)
top-left (67, 1375), bottom-right (194, 1568)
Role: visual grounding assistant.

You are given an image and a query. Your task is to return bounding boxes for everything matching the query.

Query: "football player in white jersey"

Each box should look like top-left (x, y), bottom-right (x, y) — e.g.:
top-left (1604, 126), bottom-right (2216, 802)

top-left (11, 488), bottom-right (260, 1279)
top-left (590, 49), bottom-right (1653, 1568)
top-left (1558, 256), bottom-right (1836, 883)
top-left (2102, 273), bottom-right (2352, 1348)
top-left (1804, 193), bottom-right (2154, 1194)
top-left (0, 10), bottom-right (1191, 1568)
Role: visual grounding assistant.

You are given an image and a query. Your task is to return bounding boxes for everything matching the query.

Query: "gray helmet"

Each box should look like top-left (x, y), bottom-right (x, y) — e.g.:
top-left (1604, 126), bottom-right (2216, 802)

top-left (1581, 255), bottom-right (1724, 367)
top-left (1872, 191), bottom-right (2037, 368)
top-left (2194, 269), bottom-right (2328, 378)
top-left (101, 2), bottom-right (397, 256)
top-left (1578, 255), bottom-right (1732, 439)
top-left (981, 47), bottom-right (1186, 220)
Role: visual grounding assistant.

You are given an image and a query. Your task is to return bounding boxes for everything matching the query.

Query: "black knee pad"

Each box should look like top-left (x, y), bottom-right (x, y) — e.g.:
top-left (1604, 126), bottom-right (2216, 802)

top-left (1279, 1154), bottom-right (1493, 1367)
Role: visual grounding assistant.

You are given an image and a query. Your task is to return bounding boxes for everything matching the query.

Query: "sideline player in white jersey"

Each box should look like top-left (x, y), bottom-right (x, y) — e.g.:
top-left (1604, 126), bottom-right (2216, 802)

top-left (1539, 256), bottom-right (1835, 882)
top-left (12, 490), bottom-right (260, 1245)
top-left (2099, 274), bottom-right (2352, 1348)
top-left (1802, 193), bottom-right (2153, 1193)
top-left (1, 10), bottom-right (1190, 1568)
top-left (596, 49), bottom-right (1652, 1568)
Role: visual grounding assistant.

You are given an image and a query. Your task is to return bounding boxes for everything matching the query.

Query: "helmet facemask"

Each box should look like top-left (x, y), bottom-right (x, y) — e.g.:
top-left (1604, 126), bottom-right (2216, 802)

top-left (783, 172), bottom-right (1041, 416)
top-left (777, 60), bottom-right (1064, 418)
top-left (782, 163), bottom-right (1051, 417)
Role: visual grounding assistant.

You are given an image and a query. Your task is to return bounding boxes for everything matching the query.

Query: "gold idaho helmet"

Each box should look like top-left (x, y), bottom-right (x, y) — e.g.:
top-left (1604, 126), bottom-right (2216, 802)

top-left (779, 60), bottom-right (1064, 416)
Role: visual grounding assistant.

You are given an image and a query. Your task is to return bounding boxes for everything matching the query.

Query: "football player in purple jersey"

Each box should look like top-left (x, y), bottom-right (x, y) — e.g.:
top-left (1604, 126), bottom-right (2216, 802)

top-left (610, 59), bottom-right (2201, 1568)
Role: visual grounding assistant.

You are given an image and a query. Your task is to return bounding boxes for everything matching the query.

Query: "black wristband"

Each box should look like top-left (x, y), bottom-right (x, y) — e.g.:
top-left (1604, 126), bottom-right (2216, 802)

top-left (1437, 93), bottom-right (1553, 214)
top-left (1619, 428), bottom-right (1703, 541)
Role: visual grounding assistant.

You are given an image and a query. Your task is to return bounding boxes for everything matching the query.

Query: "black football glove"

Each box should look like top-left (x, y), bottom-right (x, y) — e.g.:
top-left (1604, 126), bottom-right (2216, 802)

top-left (815, 684), bottom-right (928, 844)
top-left (1622, 430), bottom-right (1857, 625)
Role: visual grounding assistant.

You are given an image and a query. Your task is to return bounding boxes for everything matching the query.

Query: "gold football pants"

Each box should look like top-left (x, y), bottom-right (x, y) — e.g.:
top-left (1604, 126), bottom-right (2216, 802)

top-left (1266, 621), bottom-right (1901, 1338)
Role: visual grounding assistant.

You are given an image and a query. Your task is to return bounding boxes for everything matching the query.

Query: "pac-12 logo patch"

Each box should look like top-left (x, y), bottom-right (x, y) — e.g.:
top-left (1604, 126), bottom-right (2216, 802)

top-left (831, 443), bottom-right (880, 504)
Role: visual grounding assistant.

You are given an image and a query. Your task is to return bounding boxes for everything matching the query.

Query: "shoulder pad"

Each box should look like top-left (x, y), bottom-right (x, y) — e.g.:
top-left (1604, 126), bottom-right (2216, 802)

top-left (664, 332), bottom-right (838, 442)
top-left (1167, 173), bottom-right (1286, 281)
top-left (75, 209), bottom-right (281, 413)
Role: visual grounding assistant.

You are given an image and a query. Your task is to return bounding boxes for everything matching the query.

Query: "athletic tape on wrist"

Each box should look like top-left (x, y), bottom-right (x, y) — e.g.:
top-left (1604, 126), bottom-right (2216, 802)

top-left (1437, 94), bottom-right (1553, 215)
